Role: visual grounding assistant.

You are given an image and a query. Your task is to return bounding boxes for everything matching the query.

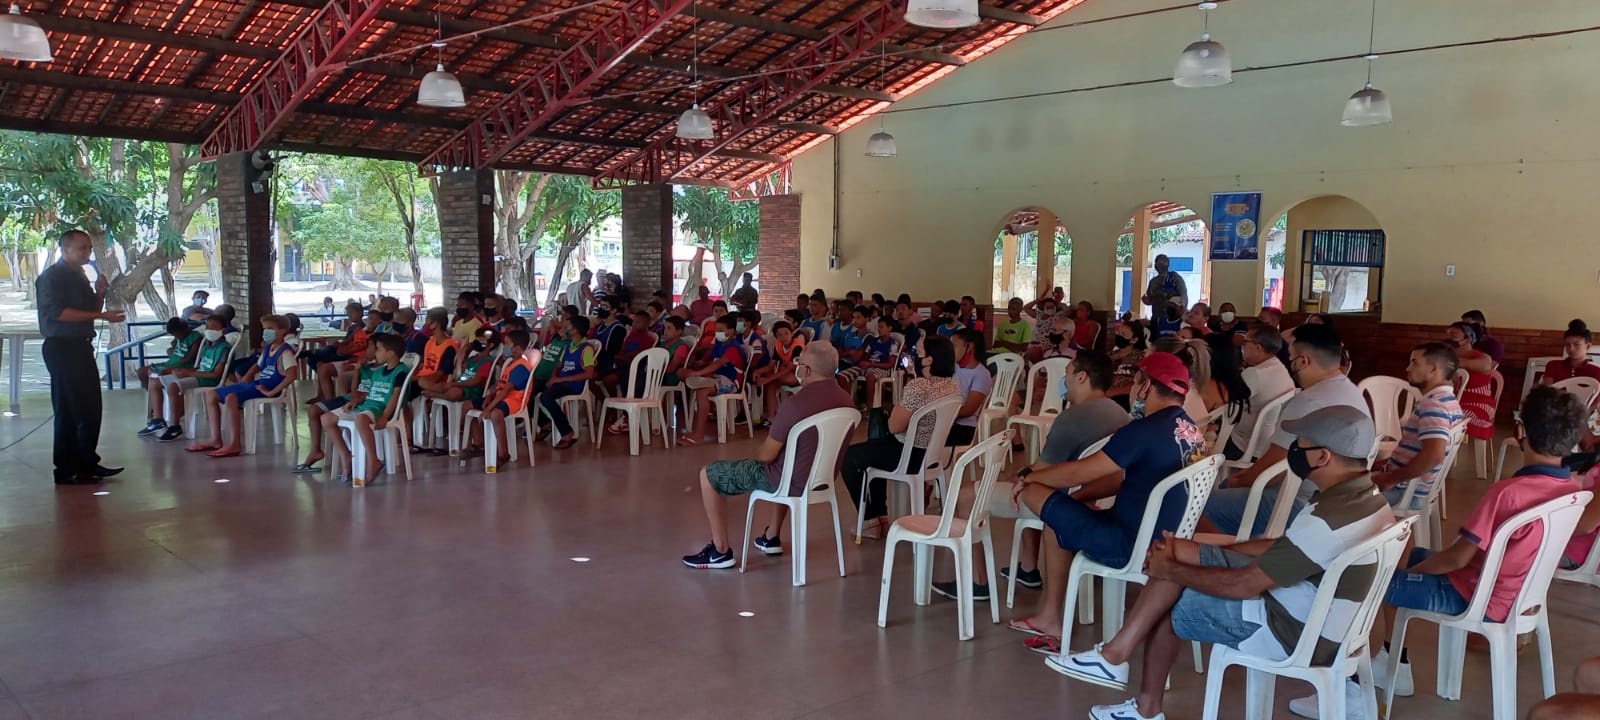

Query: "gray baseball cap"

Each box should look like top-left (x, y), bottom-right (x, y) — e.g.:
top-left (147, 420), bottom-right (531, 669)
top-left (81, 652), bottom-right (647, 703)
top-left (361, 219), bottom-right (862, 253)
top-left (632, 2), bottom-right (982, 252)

top-left (1280, 405), bottom-right (1375, 459)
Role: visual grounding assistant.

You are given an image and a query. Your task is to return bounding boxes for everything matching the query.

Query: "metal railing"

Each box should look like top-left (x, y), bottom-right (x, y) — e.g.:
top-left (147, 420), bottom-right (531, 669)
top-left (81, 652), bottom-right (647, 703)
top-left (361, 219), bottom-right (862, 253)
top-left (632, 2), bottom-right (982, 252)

top-left (102, 324), bottom-right (171, 390)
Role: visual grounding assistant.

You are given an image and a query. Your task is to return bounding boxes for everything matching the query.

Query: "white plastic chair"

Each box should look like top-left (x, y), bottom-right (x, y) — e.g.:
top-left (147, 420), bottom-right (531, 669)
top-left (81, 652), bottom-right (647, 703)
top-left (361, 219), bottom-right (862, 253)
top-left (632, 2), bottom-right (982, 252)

top-left (1496, 376), bottom-right (1600, 480)
top-left (711, 357), bottom-right (756, 444)
top-left (242, 380), bottom-right (299, 456)
top-left (739, 407), bottom-right (859, 587)
top-left (1519, 357), bottom-right (1558, 402)
top-left (462, 362), bottom-right (538, 474)
top-left (1202, 516), bottom-right (1416, 720)
top-left (870, 332), bottom-right (908, 409)
top-left (1360, 376), bottom-right (1420, 445)
top-left (337, 358), bottom-right (420, 485)
top-left (1003, 435), bottom-right (1112, 609)
top-left (1200, 404), bottom-right (1238, 457)
top-left (855, 394), bottom-right (962, 541)
top-left (1558, 531), bottom-right (1600, 589)
top-left (877, 430), bottom-right (1013, 640)
top-left (1392, 422), bottom-right (1468, 550)
top-left (1006, 357), bottom-right (1074, 463)
top-left (1467, 370), bottom-right (1505, 481)
top-left (1224, 390), bottom-right (1296, 473)
top-left (597, 347), bottom-right (671, 455)
top-left (1384, 492), bottom-right (1591, 720)
top-left (184, 337), bottom-right (250, 438)
top-left (1059, 455), bottom-right (1225, 666)
top-left (977, 354), bottom-right (1025, 444)
top-left (428, 355), bottom-right (503, 457)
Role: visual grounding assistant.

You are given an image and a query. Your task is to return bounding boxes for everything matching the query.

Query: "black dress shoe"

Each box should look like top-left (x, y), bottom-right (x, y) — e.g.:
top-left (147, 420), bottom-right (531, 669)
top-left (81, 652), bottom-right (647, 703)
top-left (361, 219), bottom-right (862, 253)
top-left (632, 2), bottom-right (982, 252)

top-left (89, 465), bottom-right (124, 478)
top-left (54, 473), bottom-right (100, 485)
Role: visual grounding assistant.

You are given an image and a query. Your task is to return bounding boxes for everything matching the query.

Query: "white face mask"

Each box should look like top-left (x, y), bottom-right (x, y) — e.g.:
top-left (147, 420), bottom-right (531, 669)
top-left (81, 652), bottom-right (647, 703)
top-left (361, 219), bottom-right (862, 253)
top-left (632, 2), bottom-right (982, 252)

top-left (1221, 312), bottom-right (1236, 323)
top-left (715, 331), bottom-right (728, 342)
top-left (736, 321), bottom-right (747, 333)
top-left (262, 329), bottom-right (277, 344)
top-left (203, 329), bottom-right (222, 342)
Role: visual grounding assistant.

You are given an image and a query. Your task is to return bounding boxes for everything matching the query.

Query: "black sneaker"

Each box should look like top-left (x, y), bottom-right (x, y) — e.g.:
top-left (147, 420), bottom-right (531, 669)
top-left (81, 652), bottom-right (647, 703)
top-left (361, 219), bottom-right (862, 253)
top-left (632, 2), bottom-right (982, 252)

top-left (999, 566), bottom-right (1043, 589)
top-left (682, 543), bottom-right (736, 570)
top-left (931, 580), bottom-right (990, 601)
top-left (752, 532), bottom-right (783, 556)
top-left (136, 419), bottom-right (165, 437)
top-left (157, 425), bottom-right (185, 442)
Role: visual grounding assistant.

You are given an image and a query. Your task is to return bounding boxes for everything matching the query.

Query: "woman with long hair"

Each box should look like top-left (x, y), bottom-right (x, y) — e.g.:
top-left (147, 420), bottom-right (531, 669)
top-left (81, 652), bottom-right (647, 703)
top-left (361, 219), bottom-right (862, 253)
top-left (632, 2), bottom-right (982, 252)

top-left (1201, 332), bottom-right (1251, 424)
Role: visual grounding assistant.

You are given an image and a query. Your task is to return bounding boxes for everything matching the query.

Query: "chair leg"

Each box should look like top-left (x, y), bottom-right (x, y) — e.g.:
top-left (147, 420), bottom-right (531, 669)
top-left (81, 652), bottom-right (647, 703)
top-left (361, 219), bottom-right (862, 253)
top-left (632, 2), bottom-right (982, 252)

top-left (740, 496), bottom-right (757, 575)
top-left (1486, 626), bottom-right (1520, 720)
top-left (1316, 669), bottom-right (1343, 720)
top-left (506, 417), bottom-right (519, 463)
top-left (1384, 612), bottom-right (1413, 718)
top-left (1006, 521), bottom-right (1024, 609)
top-left (1060, 566), bottom-right (1083, 650)
top-left (522, 417), bottom-right (537, 466)
top-left (628, 408), bottom-right (641, 456)
top-left (1357, 654), bottom-right (1380, 720)
top-left (1102, 578), bottom-right (1126, 644)
top-left (1191, 641), bottom-right (1205, 673)
top-left (956, 544), bottom-right (973, 640)
top-left (1537, 611), bottom-right (1556, 698)
top-left (1495, 441), bottom-right (1510, 482)
top-left (855, 477), bottom-right (871, 544)
top-left (913, 545), bottom-right (933, 606)
top-left (829, 494), bottom-right (846, 578)
top-left (1244, 667), bottom-right (1275, 720)
top-left (981, 534), bottom-right (1000, 626)
top-left (1437, 625), bottom-right (1467, 700)
top-left (1079, 575), bottom-right (1095, 624)
top-left (793, 501), bottom-right (808, 587)
top-left (878, 537), bottom-right (898, 628)
top-left (1201, 649), bottom-right (1227, 720)
top-left (595, 406), bottom-right (607, 450)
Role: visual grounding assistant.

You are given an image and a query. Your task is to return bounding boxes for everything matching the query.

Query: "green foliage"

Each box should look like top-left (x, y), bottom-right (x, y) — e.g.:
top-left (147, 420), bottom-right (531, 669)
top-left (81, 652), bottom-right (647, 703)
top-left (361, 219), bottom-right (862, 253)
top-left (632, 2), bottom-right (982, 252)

top-left (676, 186), bottom-right (758, 262)
top-left (296, 192), bottom-right (407, 263)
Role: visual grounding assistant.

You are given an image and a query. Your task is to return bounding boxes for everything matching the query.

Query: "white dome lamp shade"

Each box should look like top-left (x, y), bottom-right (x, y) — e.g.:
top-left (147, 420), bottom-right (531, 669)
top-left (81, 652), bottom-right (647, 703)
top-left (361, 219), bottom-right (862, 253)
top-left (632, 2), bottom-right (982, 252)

top-left (1341, 80), bottom-right (1392, 127)
top-left (1172, 2), bottom-right (1230, 88)
top-left (865, 127), bottom-right (897, 158)
top-left (0, 3), bottom-right (52, 63)
top-left (905, 0), bottom-right (979, 29)
top-left (676, 103), bottom-right (715, 140)
top-left (418, 63), bottom-right (466, 108)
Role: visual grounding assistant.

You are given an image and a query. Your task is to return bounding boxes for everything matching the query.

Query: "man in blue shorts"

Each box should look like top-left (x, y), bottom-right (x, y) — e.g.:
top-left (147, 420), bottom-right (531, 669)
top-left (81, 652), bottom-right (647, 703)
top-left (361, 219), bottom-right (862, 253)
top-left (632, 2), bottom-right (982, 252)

top-left (1006, 352), bottom-right (1207, 646)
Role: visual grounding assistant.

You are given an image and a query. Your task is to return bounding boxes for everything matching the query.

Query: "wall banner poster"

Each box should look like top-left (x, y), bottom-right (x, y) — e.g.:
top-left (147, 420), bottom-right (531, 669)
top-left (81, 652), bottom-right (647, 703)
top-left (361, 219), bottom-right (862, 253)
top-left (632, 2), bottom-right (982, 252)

top-left (1210, 191), bottom-right (1262, 261)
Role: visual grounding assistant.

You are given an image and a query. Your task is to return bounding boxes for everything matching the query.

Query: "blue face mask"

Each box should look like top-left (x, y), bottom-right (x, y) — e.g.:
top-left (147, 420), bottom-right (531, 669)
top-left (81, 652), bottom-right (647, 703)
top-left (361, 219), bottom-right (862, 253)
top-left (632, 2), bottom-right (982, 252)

top-left (1130, 383), bottom-right (1148, 419)
top-left (502, 346), bottom-right (515, 358)
top-left (262, 329), bottom-right (277, 344)
top-left (1059, 377), bottom-right (1069, 400)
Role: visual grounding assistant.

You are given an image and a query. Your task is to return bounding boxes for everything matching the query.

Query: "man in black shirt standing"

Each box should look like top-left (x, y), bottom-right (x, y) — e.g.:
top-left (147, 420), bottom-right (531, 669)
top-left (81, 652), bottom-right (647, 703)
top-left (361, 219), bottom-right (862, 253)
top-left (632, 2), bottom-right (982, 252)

top-left (36, 230), bottom-right (125, 485)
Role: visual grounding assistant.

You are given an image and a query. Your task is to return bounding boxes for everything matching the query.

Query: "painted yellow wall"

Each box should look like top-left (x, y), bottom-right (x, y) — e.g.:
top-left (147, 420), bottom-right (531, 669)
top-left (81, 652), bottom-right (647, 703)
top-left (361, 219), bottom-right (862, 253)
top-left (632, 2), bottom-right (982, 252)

top-left (790, 0), bottom-right (1600, 330)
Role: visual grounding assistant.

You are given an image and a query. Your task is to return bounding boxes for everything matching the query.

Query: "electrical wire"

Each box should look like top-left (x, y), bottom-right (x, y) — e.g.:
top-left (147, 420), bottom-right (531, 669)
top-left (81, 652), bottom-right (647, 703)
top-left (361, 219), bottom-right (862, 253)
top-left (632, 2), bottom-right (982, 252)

top-left (0, 415), bottom-right (53, 452)
top-left (342, 0), bottom-right (617, 69)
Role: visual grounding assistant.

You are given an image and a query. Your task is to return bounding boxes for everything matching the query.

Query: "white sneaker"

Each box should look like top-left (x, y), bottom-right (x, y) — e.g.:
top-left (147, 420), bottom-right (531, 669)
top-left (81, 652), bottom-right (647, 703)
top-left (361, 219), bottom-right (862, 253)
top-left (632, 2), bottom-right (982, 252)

top-left (1288, 679), bottom-right (1374, 720)
top-left (1089, 698), bottom-right (1165, 720)
top-left (1044, 642), bottom-right (1129, 691)
top-left (1373, 647), bottom-right (1414, 697)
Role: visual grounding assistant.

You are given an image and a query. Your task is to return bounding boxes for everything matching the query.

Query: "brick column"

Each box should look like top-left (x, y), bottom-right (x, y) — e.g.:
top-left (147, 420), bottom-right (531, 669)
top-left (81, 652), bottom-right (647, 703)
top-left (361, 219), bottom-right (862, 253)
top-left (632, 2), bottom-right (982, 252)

top-left (621, 184), bottom-right (673, 309)
top-left (215, 151), bottom-right (273, 342)
top-left (756, 195), bottom-right (801, 311)
top-left (436, 169), bottom-right (495, 300)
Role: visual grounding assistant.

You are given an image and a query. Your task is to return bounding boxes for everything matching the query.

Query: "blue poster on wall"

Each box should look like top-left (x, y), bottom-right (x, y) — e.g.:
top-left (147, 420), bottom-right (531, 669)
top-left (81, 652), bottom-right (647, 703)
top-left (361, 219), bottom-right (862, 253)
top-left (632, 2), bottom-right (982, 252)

top-left (1210, 191), bottom-right (1263, 261)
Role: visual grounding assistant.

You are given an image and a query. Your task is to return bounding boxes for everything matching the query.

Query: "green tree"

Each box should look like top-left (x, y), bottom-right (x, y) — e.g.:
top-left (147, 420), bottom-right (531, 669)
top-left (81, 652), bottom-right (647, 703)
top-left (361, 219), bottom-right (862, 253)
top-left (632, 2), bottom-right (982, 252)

top-left (296, 182), bottom-right (407, 292)
top-left (676, 186), bottom-right (758, 298)
top-left (535, 176), bottom-right (619, 311)
top-left (350, 157), bottom-right (437, 296)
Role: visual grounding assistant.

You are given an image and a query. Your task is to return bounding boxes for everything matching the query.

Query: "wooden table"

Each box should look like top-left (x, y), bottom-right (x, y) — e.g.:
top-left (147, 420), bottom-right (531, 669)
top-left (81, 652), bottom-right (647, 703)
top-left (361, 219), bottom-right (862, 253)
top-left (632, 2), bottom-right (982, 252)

top-left (1, 330), bottom-right (42, 415)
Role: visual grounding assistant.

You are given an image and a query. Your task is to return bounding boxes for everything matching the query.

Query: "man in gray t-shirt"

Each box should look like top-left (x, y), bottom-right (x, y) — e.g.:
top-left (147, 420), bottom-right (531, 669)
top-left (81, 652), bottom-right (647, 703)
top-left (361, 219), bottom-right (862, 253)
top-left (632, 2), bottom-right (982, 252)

top-left (983, 351), bottom-right (1130, 597)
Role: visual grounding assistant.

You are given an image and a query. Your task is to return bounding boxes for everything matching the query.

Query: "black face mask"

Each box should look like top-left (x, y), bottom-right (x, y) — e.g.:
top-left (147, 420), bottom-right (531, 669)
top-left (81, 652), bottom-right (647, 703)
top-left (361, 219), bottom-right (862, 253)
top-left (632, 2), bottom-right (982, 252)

top-left (1047, 333), bottom-right (1064, 345)
top-left (1287, 444), bottom-right (1323, 479)
top-left (1115, 336), bottom-right (1131, 349)
top-left (379, 312), bottom-right (395, 322)
top-left (392, 323), bottom-right (410, 335)
top-left (596, 309), bottom-right (611, 320)
top-left (469, 341), bottom-right (485, 352)
top-left (484, 307), bottom-right (499, 317)
top-left (455, 307), bottom-right (471, 318)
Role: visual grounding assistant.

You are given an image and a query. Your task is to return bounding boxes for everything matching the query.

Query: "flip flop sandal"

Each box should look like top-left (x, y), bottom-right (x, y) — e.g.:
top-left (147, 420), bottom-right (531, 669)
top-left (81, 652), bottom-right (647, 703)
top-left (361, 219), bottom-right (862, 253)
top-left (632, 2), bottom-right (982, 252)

top-left (1023, 634), bottom-right (1061, 656)
top-left (679, 434), bottom-right (701, 446)
top-left (290, 463), bottom-right (321, 474)
top-left (1006, 618), bottom-right (1050, 637)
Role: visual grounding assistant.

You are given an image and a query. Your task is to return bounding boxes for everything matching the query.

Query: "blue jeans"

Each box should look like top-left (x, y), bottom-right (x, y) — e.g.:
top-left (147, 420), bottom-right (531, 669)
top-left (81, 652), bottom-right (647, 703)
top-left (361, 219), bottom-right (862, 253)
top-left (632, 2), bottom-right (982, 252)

top-left (1205, 485), bottom-right (1304, 538)
top-left (538, 383), bottom-right (581, 437)
top-left (1171, 545), bottom-right (1264, 648)
top-left (1384, 548), bottom-right (1469, 615)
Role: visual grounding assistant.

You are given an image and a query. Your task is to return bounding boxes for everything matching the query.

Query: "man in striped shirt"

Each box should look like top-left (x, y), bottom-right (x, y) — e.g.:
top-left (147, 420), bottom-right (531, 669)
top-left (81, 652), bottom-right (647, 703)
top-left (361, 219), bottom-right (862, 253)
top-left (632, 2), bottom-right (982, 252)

top-left (1049, 405), bottom-right (1394, 720)
top-left (1372, 342), bottom-right (1465, 511)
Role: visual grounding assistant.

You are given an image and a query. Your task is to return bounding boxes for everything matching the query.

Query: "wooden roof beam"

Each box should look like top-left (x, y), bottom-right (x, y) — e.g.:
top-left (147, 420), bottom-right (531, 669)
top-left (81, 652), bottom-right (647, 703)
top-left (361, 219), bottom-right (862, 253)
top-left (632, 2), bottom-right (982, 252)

top-left (688, 6), bottom-right (966, 66)
top-left (978, 5), bottom-right (1045, 26)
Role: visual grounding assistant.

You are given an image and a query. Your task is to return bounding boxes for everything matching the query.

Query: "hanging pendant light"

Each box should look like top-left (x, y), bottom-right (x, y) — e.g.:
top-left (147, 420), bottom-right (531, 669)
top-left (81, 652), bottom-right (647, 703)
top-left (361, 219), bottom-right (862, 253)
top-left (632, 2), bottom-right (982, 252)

top-left (865, 43), bottom-right (897, 157)
top-left (676, 0), bottom-right (714, 140)
top-left (0, 3), bottom-right (52, 63)
top-left (418, 16), bottom-right (465, 108)
top-left (1341, 0), bottom-right (1392, 127)
top-left (1172, 2), bottom-right (1230, 88)
top-left (905, 0), bottom-right (979, 29)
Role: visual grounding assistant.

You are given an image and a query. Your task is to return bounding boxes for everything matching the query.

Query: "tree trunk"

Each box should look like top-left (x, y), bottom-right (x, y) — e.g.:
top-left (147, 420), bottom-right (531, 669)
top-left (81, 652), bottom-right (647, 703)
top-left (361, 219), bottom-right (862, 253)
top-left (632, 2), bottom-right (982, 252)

top-left (682, 247), bottom-right (706, 302)
top-left (141, 278), bottom-right (173, 320)
top-left (405, 227), bottom-right (424, 296)
top-left (3, 247), bottom-right (18, 292)
top-left (544, 237), bottom-right (581, 311)
top-left (160, 264), bottom-right (177, 317)
top-left (326, 259), bottom-right (367, 291)
top-left (200, 235), bottom-right (223, 289)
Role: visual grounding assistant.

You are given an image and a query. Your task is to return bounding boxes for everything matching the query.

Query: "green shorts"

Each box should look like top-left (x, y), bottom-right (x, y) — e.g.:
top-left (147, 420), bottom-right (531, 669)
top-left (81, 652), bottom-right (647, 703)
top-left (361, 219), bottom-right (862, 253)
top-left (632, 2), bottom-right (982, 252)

top-left (705, 459), bottom-right (776, 496)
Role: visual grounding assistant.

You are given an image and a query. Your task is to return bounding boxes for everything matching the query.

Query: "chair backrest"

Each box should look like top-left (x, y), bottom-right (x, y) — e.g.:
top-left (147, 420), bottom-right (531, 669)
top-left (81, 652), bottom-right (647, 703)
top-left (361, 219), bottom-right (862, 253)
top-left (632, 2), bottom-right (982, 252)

top-left (400, 352), bottom-right (421, 371)
top-left (1395, 421), bottom-right (1468, 513)
top-left (1200, 404), bottom-right (1236, 456)
top-left (927, 430), bottom-right (1013, 539)
top-left (773, 407), bottom-right (861, 497)
top-left (798, 326), bottom-right (816, 342)
top-left (1281, 516), bottom-right (1415, 669)
top-left (1553, 376), bottom-right (1600, 409)
top-left (1239, 390), bottom-right (1297, 465)
top-left (1118, 455), bottom-right (1226, 572)
top-left (1524, 357), bottom-right (1557, 400)
top-left (1451, 367), bottom-right (1468, 396)
top-left (1458, 491), bottom-right (1592, 624)
top-left (1488, 369), bottom-right (1505, 407)
top-left (1359, 376), bottom-right (1419, 442)
top-left (1019, 356), bottom-right (1074, 417)
top-left (985, 354), bottom-right (1025, 411)
top-left (889, 394), bottom-right (963, 476)
top-left (628, 347), bottom-right (670, 400)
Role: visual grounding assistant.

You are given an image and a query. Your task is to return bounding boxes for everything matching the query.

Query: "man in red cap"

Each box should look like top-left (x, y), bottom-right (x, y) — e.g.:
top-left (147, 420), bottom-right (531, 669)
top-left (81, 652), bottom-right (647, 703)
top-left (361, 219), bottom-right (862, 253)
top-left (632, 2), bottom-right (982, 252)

top-left (1004, 352), bottom-right (1211, 650)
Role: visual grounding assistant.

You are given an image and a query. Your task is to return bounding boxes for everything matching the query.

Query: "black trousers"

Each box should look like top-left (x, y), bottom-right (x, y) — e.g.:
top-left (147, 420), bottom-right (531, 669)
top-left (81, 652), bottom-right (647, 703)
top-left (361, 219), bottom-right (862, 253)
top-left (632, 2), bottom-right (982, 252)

top-left (42, 338), bottom-right (102, 476)
top-left (842, 438), bottom-right (925, 521)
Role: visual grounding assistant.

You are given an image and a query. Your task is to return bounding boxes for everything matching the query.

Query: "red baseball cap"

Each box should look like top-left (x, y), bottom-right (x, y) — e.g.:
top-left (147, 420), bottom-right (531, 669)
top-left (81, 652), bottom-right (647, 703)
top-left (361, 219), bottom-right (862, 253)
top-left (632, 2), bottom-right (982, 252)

top-left (1138, 352), bottom-right (1191, 395)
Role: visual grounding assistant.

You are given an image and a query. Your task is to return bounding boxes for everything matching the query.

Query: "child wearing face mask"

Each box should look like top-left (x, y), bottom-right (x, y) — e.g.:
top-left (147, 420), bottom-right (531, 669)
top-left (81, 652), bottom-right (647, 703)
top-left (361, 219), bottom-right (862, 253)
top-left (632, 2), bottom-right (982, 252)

top-left (678, 314), bottom-right (747, 445)
top-left (750, 321), bottom-right (807, 427)
top-left (192, 315), bottom-right (298, 458)
top-left (149, 315), bottom-right (234, 442)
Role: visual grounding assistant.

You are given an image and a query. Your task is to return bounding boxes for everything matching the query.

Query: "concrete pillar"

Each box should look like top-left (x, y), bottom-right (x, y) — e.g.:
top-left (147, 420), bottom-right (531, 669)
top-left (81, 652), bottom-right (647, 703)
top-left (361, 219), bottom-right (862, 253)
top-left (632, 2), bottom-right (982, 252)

top-left (1035, 208), bottom-right (1057, 294)
top-left (215, 151), bottom-right (273, 343)
top-left (621, 184), bottom-right (674, 309)
top-left (1132, 206), bottom-right (1153, 319)
top-left (999, 232), bottom-right (1018, 302)
top-left (435, 169), bottom-right (495, 301)
top-left (755, 195), bottom-right (801, 311)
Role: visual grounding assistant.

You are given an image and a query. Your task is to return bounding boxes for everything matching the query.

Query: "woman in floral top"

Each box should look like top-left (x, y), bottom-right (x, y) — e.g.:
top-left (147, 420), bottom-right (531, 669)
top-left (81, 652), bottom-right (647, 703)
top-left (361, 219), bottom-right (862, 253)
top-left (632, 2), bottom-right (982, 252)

top-left (1108, 320), bottom-right (1150, 404)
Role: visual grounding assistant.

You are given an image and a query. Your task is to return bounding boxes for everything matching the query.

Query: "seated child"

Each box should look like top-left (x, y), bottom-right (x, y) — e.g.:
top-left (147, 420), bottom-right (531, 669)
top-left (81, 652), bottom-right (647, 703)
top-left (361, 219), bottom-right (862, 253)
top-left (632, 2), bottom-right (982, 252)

top-left (323, 333), bottom-right (409, 487)
top-left (151, 315), bottom-right (235, 442)
top-left (137, 317), bottom-right (201, 437)
top-left (190, 314), bottom-right (298, 458)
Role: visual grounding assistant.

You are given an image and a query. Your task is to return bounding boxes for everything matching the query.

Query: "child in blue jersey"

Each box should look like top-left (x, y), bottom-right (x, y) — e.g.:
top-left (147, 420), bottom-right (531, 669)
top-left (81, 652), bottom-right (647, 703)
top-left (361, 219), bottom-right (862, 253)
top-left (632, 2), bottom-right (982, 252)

top-left (679, 314), bottom-right (747, 444)
top-left (192, 314), bottom-right (298, 458)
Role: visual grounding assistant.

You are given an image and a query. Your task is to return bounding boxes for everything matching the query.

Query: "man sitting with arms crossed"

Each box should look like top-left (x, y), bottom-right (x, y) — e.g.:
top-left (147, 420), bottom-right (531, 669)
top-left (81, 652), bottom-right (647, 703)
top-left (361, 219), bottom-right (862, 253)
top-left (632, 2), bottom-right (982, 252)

top-left (1054, 405), bottom-right (1394, 720)
top-left (682, 342), bottom-right (853, 569)
top-left (1005, 352), bottom-right (1208, 651)
top-left (1203, 323), bottom-right (1370, 538)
